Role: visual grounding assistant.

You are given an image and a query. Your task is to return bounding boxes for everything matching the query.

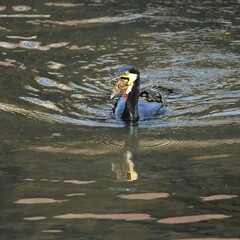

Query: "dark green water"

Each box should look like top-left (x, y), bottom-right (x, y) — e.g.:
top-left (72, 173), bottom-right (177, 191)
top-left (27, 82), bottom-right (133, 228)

top-left (0, 0), bottom-right (240, 239)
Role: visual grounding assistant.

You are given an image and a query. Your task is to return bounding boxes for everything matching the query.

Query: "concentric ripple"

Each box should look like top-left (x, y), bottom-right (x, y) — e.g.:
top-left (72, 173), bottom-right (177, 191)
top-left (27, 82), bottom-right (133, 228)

top-left (0, 65), bottom-right (239, 128)
top-left (0, 1), bottom-right (239, 129)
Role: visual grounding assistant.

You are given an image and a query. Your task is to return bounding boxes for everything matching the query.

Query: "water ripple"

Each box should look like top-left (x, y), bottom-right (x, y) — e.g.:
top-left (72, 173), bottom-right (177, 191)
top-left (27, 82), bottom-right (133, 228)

top-left (0, 2), bottom-right (239, 129)
top-left (6, 35), bottom-right (37, 40)
top-left (45, 2), bottom-right (84, 7)
top-left (201, 194), bottom-right (238, 201)
top-left (0, 41), bottom-right (69, 50)
top-left (53, 213), bottom-right (154, 221)
top-left (118, 192), bottom-right (170, 200)
top-left (0, 14), bottom-right (50, 18)
top-left (0, 6), bottom-right (6, 11)
top-left (35, 77), bottom-right (73, 91)
top-left (23, 216), bottom-right (47, 221)
top-left (15, 198), bottom-right (67, 204)
top-left (42, 230), bottom-right (63, 233)
top-left (19, 97), bottom-right (63, 113)
top-left (158, 214), bottom-right (230, 224)
top-left (12, 6), bottom-right (32, 12)
top-left (25, 13), bottom-right (143, 26)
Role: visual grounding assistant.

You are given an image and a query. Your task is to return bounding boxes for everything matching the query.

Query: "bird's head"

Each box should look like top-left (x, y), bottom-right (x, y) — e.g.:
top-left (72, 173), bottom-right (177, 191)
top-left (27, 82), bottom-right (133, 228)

top-left (110, 66), bottom-right (139, 100)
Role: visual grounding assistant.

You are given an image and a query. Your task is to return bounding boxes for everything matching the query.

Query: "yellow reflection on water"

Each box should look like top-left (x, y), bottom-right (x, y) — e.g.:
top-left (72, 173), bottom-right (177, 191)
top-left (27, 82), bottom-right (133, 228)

top-left (112, 150), bottom-right (138, 182)
top-left (112, 126), bottom-right (139, 182)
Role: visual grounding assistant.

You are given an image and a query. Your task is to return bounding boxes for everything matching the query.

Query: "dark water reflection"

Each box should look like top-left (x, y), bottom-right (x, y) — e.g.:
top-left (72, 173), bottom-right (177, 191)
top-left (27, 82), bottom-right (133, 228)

top-left (0, 0), bottom-right (240, 239)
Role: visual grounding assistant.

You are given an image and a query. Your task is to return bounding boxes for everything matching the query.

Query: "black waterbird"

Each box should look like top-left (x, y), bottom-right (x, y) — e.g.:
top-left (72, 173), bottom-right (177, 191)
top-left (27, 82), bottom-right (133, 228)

top-left (111, 66), bottom-right (173, 122)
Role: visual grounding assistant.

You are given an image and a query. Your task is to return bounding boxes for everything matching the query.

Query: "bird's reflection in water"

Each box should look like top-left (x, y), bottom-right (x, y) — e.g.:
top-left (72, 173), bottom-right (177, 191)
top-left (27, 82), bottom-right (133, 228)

top-left (112, 125), bottom-right (139, 182)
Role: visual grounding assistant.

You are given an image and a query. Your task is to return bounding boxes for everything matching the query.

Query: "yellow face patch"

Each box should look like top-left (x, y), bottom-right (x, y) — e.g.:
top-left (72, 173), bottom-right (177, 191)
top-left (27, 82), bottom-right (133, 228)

top-left (111, 72), bottom-right (138, 99)
top-left (123, 72), bottom-right (138, 94)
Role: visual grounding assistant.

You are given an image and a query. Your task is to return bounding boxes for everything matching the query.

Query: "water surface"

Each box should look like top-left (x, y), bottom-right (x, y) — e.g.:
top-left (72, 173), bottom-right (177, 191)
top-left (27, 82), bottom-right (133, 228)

top-left (0, 0), bottom-right (239, 239)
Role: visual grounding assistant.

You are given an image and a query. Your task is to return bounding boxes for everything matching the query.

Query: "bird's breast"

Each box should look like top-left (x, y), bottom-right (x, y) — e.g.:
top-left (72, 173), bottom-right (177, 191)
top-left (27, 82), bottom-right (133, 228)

top-left (113, 97), bottom-right (164, 121)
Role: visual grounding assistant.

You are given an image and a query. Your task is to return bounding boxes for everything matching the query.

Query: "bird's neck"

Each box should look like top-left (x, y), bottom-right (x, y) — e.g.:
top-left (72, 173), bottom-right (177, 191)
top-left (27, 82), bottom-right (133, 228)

top-left (122, 78), bottom-right (140, 122)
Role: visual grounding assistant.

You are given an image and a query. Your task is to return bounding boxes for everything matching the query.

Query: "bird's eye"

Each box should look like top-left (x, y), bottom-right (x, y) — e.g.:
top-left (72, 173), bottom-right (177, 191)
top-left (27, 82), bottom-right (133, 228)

top-left (122, 70), bottom-right (129, 76)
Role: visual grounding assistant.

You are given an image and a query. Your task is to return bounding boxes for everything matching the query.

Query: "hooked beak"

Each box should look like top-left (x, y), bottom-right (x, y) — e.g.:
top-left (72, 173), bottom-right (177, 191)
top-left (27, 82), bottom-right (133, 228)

top-left (110, 77), bottom-right (129, 99)
top-left (110, 87), bottom-right (120, 99)
top-left (110, 71), bottom-right (137, 99)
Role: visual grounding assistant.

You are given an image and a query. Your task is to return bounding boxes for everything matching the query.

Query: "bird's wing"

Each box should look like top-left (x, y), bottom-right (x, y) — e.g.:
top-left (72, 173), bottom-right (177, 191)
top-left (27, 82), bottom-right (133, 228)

top-left (139, 86), bottom-right (162, 102)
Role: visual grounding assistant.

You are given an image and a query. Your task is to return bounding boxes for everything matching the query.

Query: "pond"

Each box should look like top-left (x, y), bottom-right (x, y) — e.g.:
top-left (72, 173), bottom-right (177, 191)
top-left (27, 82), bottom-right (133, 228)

top-left (0, 0), bottom-right (239, 239)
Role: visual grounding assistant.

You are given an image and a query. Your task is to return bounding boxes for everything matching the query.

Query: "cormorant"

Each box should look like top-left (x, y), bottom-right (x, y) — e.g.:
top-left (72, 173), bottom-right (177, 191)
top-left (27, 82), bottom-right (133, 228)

top-left (111, 66), bottom-right (173, 123)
